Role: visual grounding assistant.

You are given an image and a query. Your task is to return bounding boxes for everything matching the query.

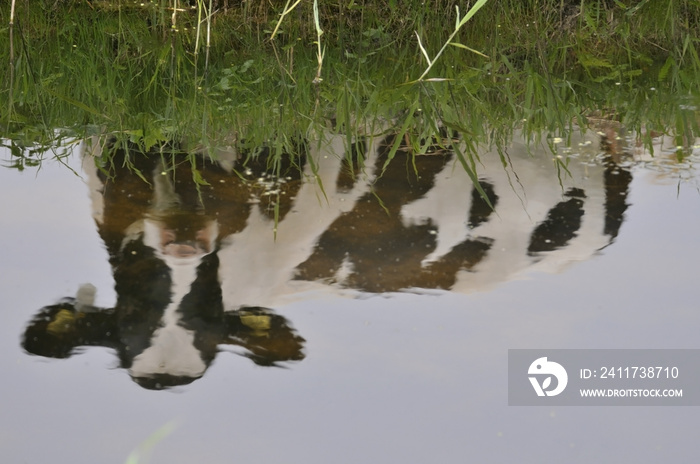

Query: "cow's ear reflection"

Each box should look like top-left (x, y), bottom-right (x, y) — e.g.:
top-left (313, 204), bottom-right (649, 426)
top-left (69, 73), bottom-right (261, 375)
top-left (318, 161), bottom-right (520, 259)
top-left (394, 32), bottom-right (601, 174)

top-left (222, 307), bottom-right (306, 366)
top-left (22, 300), bottom-right (118, 359)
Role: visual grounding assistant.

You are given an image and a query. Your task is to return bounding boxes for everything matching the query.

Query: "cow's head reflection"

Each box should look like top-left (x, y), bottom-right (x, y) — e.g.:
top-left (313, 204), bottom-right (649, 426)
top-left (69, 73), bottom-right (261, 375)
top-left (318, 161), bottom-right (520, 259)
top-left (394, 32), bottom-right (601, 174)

top-left (24, 300), bottom-right (303, 389)
top-left (23, 141), bottom-right (307, 389)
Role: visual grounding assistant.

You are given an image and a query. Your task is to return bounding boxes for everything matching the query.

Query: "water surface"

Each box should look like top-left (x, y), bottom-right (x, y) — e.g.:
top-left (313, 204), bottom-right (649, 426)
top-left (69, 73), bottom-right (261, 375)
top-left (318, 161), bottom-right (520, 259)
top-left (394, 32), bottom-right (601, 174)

top-left (2, 130), bottom-right (700, 463)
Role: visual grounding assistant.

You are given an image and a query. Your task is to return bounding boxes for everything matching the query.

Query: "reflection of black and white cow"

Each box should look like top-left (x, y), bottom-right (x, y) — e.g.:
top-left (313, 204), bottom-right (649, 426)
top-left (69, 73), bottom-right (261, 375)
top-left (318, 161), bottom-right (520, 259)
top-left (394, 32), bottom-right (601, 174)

top-left (215, 129), bottom-right (631, 301)
top-left (23, 128), bottom-right (631, 389)
top-left (24, 141), bottom-right (308, 389)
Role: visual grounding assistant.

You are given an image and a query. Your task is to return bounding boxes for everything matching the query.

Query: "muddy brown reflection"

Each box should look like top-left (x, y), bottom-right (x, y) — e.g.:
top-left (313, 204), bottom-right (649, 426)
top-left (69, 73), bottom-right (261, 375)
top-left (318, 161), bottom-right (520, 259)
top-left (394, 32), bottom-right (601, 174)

top-left (22, 131), bottom-right (631, 389)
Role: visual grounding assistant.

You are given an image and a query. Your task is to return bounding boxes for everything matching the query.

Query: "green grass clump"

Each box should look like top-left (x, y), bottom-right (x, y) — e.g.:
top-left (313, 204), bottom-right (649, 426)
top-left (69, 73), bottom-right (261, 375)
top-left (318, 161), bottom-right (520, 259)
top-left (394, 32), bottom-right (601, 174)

top-left (1, 0), bottom-right (698, 171)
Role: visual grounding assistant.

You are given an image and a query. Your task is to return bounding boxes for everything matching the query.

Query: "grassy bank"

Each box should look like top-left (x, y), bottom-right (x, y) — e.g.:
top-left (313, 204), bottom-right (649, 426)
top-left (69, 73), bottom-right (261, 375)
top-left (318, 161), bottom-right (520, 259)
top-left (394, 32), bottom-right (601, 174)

top-left (1, 0), bottom-right (699, 171)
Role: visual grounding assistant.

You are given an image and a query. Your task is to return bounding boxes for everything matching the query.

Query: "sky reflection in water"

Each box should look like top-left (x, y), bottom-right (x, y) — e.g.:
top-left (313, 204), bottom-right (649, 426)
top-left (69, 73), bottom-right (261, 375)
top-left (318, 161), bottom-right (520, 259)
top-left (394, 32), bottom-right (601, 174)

top-left (1, 131), bottom-right (700, 463)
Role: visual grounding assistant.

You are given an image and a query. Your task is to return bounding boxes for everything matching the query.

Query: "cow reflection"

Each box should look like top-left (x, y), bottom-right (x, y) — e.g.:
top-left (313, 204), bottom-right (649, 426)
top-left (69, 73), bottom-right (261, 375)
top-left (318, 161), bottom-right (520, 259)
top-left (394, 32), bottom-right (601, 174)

top-left (23, 141), bottom-right (306, 389)
top-left (23, 129), bottom-right (633, 389)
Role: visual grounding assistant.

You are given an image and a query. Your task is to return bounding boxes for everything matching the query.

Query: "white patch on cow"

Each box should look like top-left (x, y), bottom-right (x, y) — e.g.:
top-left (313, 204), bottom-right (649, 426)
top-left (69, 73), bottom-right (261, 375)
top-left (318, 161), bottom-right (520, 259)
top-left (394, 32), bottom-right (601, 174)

top-left (334, 254), bottom-right (355, 283)
top-left (81, 137), bottom-right (106, 225)
top-left (218, 136), bottom-right (381, 308)
top-left (129, 220), bottom-right (208, 378)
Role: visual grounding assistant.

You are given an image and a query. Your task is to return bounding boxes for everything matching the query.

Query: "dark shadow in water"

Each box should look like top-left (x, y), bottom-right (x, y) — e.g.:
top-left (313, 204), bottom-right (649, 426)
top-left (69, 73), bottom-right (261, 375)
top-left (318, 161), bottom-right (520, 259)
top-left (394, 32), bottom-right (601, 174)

top-left (21, 132), bottom-right (632, 389)
top-left (528, 187), bottom-right (586, 254)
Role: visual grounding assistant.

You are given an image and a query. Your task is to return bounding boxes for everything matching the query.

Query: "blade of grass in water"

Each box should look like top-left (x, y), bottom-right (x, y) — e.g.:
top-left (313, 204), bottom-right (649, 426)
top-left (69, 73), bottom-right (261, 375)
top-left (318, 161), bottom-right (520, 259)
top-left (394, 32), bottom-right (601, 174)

top-left (414, 0), bottom-right (490, 82)
top-left (124, 421), bottom-right (178, 464)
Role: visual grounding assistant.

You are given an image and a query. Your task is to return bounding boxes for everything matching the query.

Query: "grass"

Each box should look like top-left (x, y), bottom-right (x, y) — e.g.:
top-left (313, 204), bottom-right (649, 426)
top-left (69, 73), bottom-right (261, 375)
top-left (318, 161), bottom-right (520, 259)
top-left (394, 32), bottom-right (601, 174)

top-left (0, 0), bottom-right (699, 174)
top-left (124, 421), bottom-right (177, 464)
